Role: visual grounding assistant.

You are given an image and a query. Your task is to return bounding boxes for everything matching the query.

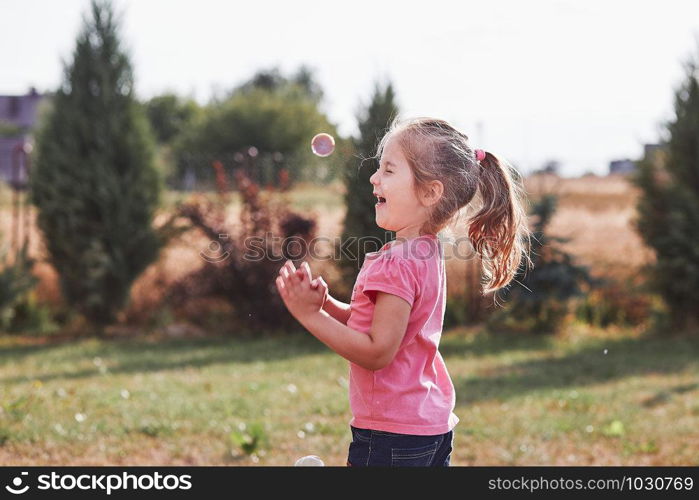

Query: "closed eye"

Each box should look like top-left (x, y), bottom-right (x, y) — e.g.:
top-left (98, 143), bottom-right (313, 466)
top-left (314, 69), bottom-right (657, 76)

top-left (377, 164), bottom-right (392, 174)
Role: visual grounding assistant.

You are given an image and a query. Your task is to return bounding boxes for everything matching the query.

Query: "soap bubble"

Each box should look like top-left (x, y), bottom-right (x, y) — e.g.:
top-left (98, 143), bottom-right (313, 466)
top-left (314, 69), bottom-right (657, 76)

top-left (311, 133), bottom-right (335, 157)
top-left (294, 455), bottom-right (324, 466)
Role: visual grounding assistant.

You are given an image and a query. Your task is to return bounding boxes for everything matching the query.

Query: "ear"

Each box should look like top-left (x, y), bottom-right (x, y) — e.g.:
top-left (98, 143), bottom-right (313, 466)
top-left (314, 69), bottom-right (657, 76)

top-left (421, 180), bottom-right (444, 207)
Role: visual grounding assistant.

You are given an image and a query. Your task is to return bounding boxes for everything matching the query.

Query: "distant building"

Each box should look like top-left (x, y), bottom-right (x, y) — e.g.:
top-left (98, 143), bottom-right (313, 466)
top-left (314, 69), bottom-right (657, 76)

top-left (0, 88), bottom-right (44, 188)
top-left (531, 159), bottom-right (561, 176)
top-left (608, 159), bottom-right (636, 175)
top-left (608, 143), bottom-right (666, 176)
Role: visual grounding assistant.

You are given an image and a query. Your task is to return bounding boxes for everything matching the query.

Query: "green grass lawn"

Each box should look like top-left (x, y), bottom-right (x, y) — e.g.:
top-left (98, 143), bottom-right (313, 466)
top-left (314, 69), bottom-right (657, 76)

top-left (1, 326), bottom-right (698, 465)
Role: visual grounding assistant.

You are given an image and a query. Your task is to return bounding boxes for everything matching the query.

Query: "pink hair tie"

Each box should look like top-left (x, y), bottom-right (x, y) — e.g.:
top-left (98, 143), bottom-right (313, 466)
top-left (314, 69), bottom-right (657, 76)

top-left (475, 149), bottom-right (486, 162)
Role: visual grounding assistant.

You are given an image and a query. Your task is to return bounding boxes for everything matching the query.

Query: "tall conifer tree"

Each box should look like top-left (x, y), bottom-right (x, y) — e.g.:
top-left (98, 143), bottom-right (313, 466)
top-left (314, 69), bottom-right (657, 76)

top-left (337, 82), bottom-right (398, 292)
top-left (632, 46), bottom-right (699, 332)
top-left (32, 0), bottom-right (162, 327)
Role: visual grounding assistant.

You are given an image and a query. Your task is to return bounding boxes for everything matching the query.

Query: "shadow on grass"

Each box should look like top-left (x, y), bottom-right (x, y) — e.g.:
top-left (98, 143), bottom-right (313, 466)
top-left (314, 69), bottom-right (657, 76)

top-left (440, 329), bottom-right (555, 357)
top-left (0, 332), bottom-right (329, 385)
top-left (453, 334), bottom-right (699, 405)
top-left (0, 343), bottom-right (53, 363)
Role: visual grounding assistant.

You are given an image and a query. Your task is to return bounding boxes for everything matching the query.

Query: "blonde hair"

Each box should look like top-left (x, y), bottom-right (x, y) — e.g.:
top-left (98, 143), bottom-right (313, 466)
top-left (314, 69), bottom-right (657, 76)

top-left (375, 117), bottom-right (533, 295)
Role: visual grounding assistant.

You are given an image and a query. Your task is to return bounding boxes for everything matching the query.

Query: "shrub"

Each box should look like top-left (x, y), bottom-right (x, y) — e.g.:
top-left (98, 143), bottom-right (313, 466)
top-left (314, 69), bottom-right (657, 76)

top-left (167, 168), bottom-right (316, 332)
top-left (575, 277), bottom-right (654, 328)
top-left (0, 242), bottom-right (38, 331)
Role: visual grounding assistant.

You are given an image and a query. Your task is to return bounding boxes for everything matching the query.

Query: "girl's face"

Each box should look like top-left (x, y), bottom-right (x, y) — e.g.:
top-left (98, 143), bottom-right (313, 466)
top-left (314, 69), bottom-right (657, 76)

top-left (370, 134), bottom-right (432, 240)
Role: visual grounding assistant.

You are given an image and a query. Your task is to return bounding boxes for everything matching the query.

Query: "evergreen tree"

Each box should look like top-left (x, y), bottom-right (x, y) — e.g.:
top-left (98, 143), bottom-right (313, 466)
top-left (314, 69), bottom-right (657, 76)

top-left (337, 82), bottom-right (399, 295)
top-left (632, 45), bottom-right (699, 333)
top-left (31, 0), bottom-right (164, 328)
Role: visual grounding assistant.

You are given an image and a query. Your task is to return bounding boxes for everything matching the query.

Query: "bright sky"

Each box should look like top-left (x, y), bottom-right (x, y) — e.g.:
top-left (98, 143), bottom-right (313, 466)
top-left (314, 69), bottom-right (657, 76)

top-left (2, 0), bottom-right (699, 176)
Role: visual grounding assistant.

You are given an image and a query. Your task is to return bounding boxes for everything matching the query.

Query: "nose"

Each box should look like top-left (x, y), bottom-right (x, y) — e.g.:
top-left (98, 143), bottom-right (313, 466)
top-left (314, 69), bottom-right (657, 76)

top-left (370, 169), bottom-right (379, 185)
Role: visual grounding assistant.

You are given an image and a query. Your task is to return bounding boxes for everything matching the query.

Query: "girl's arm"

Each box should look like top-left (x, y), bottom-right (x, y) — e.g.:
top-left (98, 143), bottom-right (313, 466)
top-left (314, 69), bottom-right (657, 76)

top-left (322, 294), bottom-right (352, 326)
top-left (298, 291), bottom-right (410, 371)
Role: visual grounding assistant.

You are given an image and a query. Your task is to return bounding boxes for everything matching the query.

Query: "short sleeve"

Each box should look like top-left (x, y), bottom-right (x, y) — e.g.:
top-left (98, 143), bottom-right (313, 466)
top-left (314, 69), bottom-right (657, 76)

top-left (362, 255), bottom-right (420, 307)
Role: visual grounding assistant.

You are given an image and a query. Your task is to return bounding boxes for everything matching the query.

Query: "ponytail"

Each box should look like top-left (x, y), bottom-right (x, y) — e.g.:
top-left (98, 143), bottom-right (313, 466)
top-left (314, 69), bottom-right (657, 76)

top-left (467, 151), bottom-right (533, 294)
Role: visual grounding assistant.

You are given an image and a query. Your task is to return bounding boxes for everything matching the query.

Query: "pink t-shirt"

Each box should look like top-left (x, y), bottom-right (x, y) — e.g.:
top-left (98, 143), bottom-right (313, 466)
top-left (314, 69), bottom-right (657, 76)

top-left (346, 233), bottom-right (459, 435)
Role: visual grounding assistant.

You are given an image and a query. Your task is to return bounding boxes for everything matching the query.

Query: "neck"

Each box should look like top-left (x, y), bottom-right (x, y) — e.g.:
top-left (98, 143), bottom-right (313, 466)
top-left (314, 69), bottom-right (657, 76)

top-left (395, 224), bottom-right (427, 241)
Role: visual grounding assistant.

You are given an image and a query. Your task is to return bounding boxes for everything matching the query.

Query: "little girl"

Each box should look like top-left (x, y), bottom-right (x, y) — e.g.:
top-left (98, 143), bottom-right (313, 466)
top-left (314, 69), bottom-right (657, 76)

top-left (276, 117), bottom-right (531, 466)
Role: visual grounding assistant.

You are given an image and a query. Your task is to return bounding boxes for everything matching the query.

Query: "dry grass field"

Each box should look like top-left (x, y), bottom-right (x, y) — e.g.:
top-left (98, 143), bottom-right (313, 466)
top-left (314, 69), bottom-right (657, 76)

top-left (522, 173), bottom-right (654, 279)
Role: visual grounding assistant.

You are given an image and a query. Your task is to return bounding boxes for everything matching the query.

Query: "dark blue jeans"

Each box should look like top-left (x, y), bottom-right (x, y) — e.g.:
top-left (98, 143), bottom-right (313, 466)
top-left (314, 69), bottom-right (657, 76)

top-left (347, 426), bottom-right (453, 467)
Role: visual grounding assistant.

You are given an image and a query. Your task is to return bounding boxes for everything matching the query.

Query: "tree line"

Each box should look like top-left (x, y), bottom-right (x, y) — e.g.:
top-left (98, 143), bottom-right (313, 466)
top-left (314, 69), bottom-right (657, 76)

top-left (2, 0), bottom-right (698, 336)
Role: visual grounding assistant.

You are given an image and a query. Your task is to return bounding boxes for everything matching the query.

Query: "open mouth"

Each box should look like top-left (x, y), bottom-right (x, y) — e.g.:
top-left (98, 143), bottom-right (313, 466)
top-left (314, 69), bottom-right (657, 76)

top-left (375, 195), bottom-right (387, 206)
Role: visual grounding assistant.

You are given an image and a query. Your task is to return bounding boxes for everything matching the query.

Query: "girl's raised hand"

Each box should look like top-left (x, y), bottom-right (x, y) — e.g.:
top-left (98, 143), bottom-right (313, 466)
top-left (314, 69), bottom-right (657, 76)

top-left (276, 260), bottom-right (327, 321)
top-left (299, 260), bottom-right (329, 310)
